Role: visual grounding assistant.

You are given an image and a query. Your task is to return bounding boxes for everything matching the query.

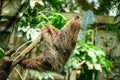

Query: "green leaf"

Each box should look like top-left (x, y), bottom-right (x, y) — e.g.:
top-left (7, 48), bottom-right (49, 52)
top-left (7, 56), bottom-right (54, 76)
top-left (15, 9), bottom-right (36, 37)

top-left (87, 48), bottom-right (97, 63)
top-left (0, 47), bottom-right (5, 56)
top-left (95, 50), bottom-right (105, 59)
top-left (30, 0), bottom-right (36, 9)
top-left (102, 59), bottom-right (112, 67)
top-left (86, 61), bottom-right (94, 70)
top-left (48, 13), bottom-right (66, 29)
top-left (102, 59), bottom-right (112, 72)
top-left (94, 64), bottom-right (102, 72)
top-left (74, 49), bottom-right (80, 54)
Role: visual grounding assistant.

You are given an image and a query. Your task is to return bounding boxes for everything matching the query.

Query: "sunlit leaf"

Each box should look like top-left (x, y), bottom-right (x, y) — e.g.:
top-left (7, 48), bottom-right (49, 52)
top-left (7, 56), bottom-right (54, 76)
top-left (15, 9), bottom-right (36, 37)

top-left (30, 0), bottom-right (36, 9)
top-left (86, 61), bottom-right (93, 70)
top-left (36, 0), bottom-right (44, 6)
top-left (94, 64), bottom-right (102, 72)
top-left (95, 50), bottom-right (105, 59)
top-left (48, 73), bottom-right (54, 80)
top-left (30, 28), bottom-right (41, 41)
top-left (87, 48), bottom-right (98, 64)
top-left (74, 49), bottom-right (80, 54)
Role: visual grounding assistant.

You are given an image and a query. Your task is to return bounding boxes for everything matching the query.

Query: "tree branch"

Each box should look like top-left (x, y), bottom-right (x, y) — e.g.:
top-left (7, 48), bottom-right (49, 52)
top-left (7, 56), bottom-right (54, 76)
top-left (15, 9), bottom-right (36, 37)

top-left (11, 34), bottom-right (42, 69)
top-left (14, 67), bottom-right (24, 80)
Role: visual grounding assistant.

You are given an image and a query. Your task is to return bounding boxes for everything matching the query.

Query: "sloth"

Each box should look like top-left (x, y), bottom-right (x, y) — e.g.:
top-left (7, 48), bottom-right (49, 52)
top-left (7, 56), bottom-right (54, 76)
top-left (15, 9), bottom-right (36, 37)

top-left (20, 16), bottom-right (81, 72)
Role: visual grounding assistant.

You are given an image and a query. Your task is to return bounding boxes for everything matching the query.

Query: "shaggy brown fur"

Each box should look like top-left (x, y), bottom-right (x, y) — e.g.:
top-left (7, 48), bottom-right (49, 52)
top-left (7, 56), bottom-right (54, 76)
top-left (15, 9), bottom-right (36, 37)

top-left (21, 16), bottom-right (81, 72)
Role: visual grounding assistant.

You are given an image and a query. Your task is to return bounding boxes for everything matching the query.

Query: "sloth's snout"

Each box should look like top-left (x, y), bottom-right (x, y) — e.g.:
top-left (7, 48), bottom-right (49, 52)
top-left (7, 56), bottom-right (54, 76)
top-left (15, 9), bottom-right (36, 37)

top-left (74, 16), bottom-right (79, 20)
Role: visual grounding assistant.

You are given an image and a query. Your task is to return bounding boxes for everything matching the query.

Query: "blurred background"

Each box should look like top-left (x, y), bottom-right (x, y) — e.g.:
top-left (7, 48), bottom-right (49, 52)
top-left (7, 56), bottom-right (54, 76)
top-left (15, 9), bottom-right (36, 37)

top-left (0, 0), bottom-right (120, 80)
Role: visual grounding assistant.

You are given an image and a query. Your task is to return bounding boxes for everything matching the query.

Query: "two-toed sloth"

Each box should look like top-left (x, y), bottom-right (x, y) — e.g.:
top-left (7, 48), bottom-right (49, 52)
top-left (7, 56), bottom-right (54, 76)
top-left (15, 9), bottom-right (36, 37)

top-left (21, 16), bottom-right (81, 72)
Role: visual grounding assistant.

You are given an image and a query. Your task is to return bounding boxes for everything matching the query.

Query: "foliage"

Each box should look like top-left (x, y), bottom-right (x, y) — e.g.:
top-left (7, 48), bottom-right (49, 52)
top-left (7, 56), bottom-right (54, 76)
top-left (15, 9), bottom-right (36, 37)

top-left (42, 0), bottom-right (80, 12)
top-left (64, 38), bottom-right (112, 80)
top-left (0, 47), bottom-right (5, 56)
top-left (48, 13), bottom-right (66, 29)
top-left (112, 0), bottom-right (120, 23)
top-left (17, 2), bottom-right (66, 41)
top-left (30, 70), bottom-right (54, 80)
top-left (64, 39), bottom-right (112, 80)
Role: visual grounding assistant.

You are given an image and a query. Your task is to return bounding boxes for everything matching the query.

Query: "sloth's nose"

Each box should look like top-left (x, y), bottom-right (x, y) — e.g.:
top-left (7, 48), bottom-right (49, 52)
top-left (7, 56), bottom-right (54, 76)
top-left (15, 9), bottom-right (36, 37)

top-left (74, 16), bottom-right (79, 19)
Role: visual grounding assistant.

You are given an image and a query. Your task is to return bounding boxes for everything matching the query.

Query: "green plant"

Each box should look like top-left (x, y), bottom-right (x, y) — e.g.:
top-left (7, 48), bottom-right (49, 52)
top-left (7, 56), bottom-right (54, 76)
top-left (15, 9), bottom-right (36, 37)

top-left (29, 70), bottom-right (54, 80)
top-left (64, 40), bottom-right (112, 80)
top-left (17, 3), bottom-right (66, 41)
